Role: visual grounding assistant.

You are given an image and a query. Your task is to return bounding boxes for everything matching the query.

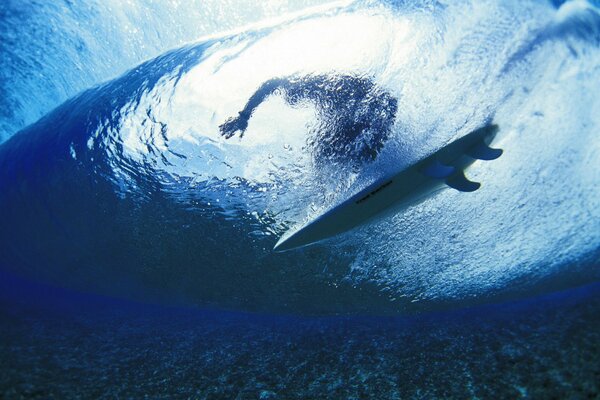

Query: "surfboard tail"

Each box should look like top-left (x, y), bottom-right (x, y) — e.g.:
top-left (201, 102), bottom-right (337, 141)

top-left (421, 124), bottom-right (503, 192)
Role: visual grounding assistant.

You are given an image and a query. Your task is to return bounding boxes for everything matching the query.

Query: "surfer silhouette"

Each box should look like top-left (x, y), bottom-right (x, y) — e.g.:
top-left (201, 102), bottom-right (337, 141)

top-left (219, 74), bottom-right (398, 167)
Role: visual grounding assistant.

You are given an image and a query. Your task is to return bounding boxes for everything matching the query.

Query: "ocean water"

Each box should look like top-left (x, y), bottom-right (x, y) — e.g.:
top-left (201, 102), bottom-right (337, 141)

top-left (0, 0), bottom-right (599, 397)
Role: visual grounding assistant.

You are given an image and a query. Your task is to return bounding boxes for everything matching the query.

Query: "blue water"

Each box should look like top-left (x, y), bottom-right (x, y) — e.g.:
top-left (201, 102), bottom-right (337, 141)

top-left (0, 0), bottom-right (599, 397)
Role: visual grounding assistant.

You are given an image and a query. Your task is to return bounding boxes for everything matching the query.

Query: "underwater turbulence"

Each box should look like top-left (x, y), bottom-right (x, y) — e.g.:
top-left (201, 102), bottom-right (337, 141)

top-left (0, 0), bottom-right (599, 315)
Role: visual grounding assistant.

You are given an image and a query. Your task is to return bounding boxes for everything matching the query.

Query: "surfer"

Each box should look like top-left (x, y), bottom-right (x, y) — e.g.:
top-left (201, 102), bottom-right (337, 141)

top-left (219, 74), bottom-right (398, 168)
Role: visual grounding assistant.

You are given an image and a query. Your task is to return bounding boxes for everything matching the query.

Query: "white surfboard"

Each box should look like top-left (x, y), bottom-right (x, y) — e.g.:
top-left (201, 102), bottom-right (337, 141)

top-left (273, 125), bottom-right (502, 251)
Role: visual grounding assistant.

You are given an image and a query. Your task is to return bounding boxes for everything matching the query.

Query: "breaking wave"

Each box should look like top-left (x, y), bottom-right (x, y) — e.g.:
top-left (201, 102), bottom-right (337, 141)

top-left (0, 0), bottom-right (599, 315)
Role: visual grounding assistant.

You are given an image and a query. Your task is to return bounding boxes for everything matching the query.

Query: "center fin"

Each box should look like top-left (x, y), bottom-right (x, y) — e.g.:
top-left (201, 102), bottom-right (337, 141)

top-left (467, 142), bottom-right (503, 160)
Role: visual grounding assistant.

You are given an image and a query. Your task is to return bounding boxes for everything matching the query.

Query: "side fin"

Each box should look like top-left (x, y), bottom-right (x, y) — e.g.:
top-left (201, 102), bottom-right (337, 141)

top-left (466, 142), bottom-right (503, 160)
top-left (446, 171), bottom-right (481, 192)
top-left (421, 160), bottom-right (456, 179)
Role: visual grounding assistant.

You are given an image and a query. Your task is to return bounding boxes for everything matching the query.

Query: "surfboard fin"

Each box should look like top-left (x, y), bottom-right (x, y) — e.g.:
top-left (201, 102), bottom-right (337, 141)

top-left (421, 160), bottom-right (456, 179)
top-left (466, 141), bottom-right (503, 160)
top-left (446, 171), bottom-right (481, 192)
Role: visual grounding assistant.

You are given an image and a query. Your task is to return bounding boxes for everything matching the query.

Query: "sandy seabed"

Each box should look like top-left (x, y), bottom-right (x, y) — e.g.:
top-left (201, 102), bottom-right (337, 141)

top-left (0, 277), bottom-right (598, 399)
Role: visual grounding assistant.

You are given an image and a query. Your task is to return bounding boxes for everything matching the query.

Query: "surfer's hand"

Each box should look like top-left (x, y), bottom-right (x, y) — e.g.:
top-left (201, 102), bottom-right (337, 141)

top-left (219, 115), bottom-right (248, 139)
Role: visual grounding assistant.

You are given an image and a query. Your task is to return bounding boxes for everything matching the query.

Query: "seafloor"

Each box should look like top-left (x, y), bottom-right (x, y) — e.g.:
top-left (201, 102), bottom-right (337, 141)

top-left (0, 272), bottom-right (598, 399)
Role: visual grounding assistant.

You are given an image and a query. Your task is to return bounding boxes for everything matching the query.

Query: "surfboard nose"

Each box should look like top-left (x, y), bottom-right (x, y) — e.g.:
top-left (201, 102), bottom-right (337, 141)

top-left (273, 232), bottom-right (303, 252)
top-left (273, 224), bottom-right (320, 252)
top-left (273, 238), bottom-right (291, 252)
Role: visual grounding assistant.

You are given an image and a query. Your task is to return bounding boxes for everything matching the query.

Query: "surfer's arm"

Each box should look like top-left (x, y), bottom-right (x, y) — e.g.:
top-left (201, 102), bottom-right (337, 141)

top-left (219, 78), bottom-right (288, 138)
